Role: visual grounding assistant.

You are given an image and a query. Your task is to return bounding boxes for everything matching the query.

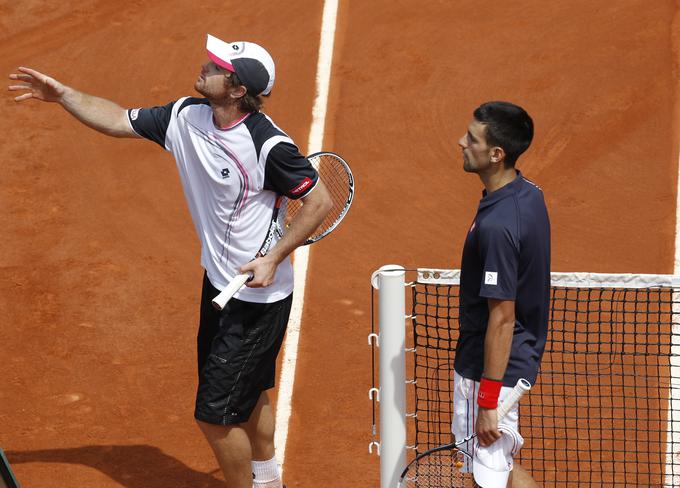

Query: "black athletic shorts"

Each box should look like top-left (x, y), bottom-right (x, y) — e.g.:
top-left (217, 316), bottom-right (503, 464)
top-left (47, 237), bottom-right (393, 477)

top-left (195, 273), bottom-right (292, 425)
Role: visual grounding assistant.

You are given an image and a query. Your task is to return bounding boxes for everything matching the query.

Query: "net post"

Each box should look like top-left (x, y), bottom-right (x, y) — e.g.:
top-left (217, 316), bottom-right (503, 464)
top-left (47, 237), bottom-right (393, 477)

top-left (374, 265), bottom-right (407, 488)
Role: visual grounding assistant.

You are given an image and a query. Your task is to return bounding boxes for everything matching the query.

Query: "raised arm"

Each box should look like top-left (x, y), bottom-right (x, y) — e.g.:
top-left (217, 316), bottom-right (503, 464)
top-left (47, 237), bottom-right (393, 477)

top-left (9, 67), bottom-right (139, 139)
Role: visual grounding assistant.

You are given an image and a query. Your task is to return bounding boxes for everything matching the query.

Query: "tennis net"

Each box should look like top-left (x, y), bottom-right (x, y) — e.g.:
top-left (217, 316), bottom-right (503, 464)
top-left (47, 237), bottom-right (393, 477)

top-left (371, 267), bottom-right (680, 488)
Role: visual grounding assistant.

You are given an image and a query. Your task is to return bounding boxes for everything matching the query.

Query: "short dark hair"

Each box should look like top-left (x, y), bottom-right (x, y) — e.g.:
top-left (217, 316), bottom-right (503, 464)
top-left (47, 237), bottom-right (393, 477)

top-left (473, 101), bottom-right (533, 167)
top-left (227, 71), bottom-right (264, 112)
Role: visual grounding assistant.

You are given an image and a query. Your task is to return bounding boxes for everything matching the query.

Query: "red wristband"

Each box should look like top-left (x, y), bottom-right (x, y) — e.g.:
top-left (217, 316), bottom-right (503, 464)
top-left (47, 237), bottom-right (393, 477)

top-left (477, 377), bottom-right (502, 409)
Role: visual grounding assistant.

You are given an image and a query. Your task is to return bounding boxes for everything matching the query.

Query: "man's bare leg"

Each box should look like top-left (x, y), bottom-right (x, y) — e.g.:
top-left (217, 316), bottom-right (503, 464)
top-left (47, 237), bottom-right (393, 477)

top-left (245, 392), bottom-right (276, 460)
top-left (197, 392), bottom-right (280, 487)
top-left (197, 419), bottom-right (253, 488)
top-left (246, 392), bottom-right (281, 487)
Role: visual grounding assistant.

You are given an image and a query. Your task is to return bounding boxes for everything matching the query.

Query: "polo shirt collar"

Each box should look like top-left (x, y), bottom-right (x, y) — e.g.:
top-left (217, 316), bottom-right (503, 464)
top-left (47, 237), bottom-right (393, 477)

top-left (479, 170), bottom-right (523, 210)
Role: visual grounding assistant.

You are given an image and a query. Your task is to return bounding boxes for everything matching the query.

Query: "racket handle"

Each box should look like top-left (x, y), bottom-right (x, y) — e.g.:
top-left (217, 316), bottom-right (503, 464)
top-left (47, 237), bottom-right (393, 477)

top-left (211, 273), bottom-right (253, 310)
top-left (496, 378), bottom-right (532, 419)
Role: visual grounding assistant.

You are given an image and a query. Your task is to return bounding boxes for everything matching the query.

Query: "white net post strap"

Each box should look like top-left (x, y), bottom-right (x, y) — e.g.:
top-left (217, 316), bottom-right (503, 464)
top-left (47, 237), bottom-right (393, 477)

top-left (372, 265), bottom-right (407, 488)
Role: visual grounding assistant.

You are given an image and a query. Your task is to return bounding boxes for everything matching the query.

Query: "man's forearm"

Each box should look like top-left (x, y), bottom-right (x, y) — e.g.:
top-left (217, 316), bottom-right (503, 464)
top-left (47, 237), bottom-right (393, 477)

top-left (267, 183), bottom-right (333, 264)
top-left (60, 87), bottom-right (136, 138)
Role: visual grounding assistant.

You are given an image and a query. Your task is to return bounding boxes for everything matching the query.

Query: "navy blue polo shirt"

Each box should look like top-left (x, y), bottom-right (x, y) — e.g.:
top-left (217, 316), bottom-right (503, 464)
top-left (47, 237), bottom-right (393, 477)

top-left (454, 171), bottom-right (551, 386)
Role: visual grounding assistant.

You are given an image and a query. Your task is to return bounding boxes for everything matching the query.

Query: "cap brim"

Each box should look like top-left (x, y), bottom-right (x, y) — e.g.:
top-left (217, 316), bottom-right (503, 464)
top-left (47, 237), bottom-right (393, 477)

top-left (206, 34), bottom-right (235, 71)
top-left (473, 461), bottom-right (511, 488)
top-left (207, 51), bottom-right (234, 71)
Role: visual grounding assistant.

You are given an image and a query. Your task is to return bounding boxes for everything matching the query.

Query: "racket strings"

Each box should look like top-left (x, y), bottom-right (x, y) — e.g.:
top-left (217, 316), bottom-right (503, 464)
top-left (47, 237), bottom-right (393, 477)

top-left (317, 157), bottom-right (352, 233)
top-left (403, 450), bottom-right (470, 488)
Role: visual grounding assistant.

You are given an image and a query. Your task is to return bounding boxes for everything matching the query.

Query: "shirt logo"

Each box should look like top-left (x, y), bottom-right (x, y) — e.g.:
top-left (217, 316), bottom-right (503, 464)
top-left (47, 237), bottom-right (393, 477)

top-left (290, 177), bottom-right (312, 196)
top-left (221, 168), bottom-right (230, 179)
top-left (130, 108), bottom-right (140, 121)
top-left (484, 271), bottom-right (498, 285)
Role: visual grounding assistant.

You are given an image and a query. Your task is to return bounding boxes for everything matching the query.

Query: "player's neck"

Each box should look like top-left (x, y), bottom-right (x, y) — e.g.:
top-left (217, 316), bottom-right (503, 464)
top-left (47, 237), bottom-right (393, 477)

top-left (211, 101), bottom-right (251, 129)
top-left (480, 166), bottom-right (517, 194)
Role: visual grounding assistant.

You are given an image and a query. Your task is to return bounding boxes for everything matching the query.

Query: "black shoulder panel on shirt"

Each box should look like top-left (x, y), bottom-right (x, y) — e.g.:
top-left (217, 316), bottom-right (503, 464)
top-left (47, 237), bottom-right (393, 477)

top-left (264, 143), bottom-right (319, 199)
top-left (243, 112), bottom-right (288, 160)
top-left (129, 98), bottom-right (209, 148)
top-left (178, 97), bottom-right (210, 115)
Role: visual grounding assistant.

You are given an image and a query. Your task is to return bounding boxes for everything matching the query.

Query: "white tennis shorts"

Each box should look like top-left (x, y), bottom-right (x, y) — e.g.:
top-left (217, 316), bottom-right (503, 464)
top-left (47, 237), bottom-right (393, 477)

top-left (451, 372), bottom-right (524, 485)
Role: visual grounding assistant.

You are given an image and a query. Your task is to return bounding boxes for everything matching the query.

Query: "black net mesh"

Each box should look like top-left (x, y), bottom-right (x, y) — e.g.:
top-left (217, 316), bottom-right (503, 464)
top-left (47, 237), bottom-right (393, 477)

top-left (409, 276), bottom-right (680, 487)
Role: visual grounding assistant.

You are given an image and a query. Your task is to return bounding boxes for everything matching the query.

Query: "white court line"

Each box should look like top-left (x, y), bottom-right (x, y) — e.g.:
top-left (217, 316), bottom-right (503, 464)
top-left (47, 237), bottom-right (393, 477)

top-left (274, 0), bottom-right (339, 471)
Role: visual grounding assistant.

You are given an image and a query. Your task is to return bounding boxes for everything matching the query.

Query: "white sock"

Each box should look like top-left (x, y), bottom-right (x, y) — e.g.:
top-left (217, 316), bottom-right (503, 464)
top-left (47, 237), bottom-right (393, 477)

top-left (252, 457), bottom-right (281, 488)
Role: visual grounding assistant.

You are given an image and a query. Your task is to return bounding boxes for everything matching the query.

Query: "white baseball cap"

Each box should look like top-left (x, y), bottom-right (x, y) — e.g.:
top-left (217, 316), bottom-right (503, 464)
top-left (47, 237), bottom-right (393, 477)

top-left (206, 34), bottom-right (275, 96)
top-left (472, 429), bottom-right (523, 488)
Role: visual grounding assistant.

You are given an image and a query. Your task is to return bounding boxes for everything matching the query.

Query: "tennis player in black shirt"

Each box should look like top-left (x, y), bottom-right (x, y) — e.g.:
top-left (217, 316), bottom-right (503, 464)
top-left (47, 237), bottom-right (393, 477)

top-left (454, 101), bottom-right (550, 488)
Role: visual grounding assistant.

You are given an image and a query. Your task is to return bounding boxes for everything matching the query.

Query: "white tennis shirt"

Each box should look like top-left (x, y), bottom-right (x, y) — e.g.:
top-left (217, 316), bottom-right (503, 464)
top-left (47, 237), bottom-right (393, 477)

top-left (127, 97), bottom-right (318, 303)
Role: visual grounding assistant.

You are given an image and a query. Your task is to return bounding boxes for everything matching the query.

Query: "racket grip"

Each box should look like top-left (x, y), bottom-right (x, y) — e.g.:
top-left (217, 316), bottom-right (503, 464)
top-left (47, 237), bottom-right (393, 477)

top-left (211, 273), bottom-right (253, 311)
top-left (496, 378), bottom-right (531, 419)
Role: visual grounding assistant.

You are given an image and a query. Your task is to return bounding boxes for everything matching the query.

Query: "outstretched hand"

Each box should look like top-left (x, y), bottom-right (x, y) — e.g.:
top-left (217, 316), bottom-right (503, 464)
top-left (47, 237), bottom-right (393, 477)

top-left (8, 67), bottom-right (66, 103)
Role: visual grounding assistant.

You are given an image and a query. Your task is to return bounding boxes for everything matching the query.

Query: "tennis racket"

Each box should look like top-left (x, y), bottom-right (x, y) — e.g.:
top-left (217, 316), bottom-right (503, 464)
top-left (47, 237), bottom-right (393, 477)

top-left (212, 151), bottom-right (354, 310)
top-left (398, 378), bottom-right (531, 488)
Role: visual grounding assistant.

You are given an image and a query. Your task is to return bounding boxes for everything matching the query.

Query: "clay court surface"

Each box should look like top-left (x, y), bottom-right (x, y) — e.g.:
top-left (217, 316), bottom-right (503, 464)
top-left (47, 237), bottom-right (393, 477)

top-left (1, 1), bottom-right (679, 486)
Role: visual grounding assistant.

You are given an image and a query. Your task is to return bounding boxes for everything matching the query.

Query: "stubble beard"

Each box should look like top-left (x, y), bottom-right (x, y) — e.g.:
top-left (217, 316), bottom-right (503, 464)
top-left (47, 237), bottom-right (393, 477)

top-left (463, 155), bottom-right (475, 173)
top-left (194, 79), bottom-right (207, 97)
